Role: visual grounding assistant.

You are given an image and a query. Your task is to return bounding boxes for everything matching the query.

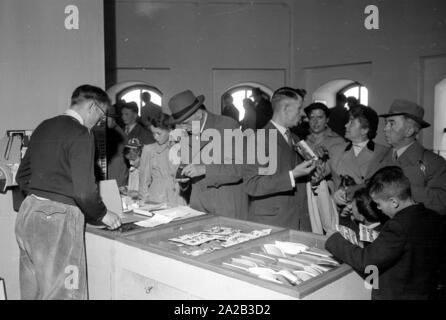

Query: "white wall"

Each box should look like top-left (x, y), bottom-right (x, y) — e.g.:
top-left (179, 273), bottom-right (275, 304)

top-left (107, 0), bottom-right (292, 113)
top-left (0, 0), bottom-right (105, 299)
top-left (107, 0), bottom-right (446, 146)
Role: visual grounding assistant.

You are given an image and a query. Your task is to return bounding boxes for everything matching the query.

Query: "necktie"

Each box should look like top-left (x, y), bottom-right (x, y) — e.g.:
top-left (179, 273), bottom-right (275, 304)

top-left (125, 125), bottom-right (130, 135)
top-left (392, 149), bottom-right (398, 161)
top-left (284, 129), bottom-right (292, 148)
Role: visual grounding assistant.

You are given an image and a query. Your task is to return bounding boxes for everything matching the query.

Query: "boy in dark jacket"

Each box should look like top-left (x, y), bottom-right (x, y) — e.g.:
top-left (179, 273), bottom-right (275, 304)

top-left (326, 166), bottom-right (444, 299)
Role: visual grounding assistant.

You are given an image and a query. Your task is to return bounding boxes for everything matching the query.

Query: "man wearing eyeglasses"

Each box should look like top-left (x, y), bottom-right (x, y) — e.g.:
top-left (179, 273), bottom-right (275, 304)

top-left (15, 85), bottom-right (122, 300)
top-left (243, 87), bottom-right (316, 230)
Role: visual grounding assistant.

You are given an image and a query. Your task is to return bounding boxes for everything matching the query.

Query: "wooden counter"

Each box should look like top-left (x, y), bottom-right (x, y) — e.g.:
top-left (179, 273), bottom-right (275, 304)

top-left (86, 216), bottom-right (371, 300)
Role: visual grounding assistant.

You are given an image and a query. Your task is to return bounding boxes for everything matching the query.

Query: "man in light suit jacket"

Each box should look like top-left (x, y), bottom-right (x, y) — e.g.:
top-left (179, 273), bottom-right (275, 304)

top-left (168, 90), bottom-right (248, 220)
top-left (243, 87), bottom-right (316, 230)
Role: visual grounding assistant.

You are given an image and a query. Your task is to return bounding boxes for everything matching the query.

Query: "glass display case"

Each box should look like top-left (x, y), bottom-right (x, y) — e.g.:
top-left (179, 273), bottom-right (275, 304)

top-left (121, 216), bottom-right (284, 261)
top-left (203, 229), bottom-right (352, 299)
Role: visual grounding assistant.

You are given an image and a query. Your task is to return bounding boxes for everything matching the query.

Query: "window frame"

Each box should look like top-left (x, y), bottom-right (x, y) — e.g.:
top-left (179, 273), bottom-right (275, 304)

top-left (116, 85), bottom-right (163, 115)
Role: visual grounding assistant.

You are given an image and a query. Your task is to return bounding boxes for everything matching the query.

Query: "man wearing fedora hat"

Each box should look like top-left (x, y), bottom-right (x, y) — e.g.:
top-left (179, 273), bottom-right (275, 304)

top-left (167, 89), bottom-right (248, 219)
top-left (376, 99), bottom-right (446, 216)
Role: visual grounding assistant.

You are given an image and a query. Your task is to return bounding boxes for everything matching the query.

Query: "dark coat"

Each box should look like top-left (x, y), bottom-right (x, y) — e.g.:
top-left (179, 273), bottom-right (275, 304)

top-left (243, 121), bottom-right (310, 231)
top-left (184, 112), bottom-right (248, 219)
top-left (376, 140), bottom-right (446, 216)
top-left (255, 98), bottom-right (273, 130)
top-left (326, 204), bottom-right (444, 300)
top-left (222, 103), bottom-right (240, 123)
top-left (327, 105), bottom-right (349, 137)
top-left (126, 122), bottom-right (155, 145)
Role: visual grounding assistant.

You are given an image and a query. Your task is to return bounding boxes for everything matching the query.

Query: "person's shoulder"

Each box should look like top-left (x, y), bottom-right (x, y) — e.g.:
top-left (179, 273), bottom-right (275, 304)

top-left (43, 115), bottom-right (87, 133)
top-left (373, 142), bottom-right (390, 154)
top-left (330, 140), bottom-right (349, 154)
top-left (143, 142), bottom-right (158, 151)
top-left (380, 217), bottom-right (406, 237)
top-left (213, 112), bottom-right (240, 129)
top-left (422, 147), bottom-right (446, 166)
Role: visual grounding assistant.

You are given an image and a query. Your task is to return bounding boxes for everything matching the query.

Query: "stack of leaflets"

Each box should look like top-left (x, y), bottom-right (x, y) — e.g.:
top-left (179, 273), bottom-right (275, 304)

top-left (168, 226), bottom-right (272, 256)
top-left (220, 241), bottom-right (340, 286)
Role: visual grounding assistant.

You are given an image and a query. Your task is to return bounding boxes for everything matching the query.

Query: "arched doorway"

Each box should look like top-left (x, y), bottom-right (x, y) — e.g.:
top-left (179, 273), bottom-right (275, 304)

top-left (312, 79), bottom-right (369, 108)
top-left (221, 82), bottom-right (273, 122)
top-left (107, 81), bottom-right (163, 116)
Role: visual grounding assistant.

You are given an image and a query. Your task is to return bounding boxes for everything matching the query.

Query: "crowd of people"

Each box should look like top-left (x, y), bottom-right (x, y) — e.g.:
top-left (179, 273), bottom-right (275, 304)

top-left (14, 84), bottom-right (445, 300)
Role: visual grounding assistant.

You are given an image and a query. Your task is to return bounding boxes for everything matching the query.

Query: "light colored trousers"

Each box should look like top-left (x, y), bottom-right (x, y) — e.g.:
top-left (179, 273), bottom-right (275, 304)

top-left (15, 195), bottom-right (87, 300)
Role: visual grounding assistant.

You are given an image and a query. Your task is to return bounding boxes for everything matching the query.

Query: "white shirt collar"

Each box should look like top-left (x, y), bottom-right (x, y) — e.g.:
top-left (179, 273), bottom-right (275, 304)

top-left (64, 109), bottom-right (84, 125)
top-left (270, 120), bottom-right (288, 139)
top-left (352, 140), bottom-right (369, 157)
top-left (200, 111), bottom-right (208, 134)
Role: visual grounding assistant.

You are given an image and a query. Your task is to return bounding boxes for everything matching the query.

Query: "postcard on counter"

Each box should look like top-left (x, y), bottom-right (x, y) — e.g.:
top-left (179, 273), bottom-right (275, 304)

top-left (135, 214), bottom-right (174, 228)
top-left (155, 206), bottom-right (206, 220)
top-left (169, 232), bottom-right (221, 246)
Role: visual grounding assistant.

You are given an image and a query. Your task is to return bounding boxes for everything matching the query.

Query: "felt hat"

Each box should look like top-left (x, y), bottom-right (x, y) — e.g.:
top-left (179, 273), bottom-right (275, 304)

top-left (168, 90), bottom-right (205, 124)
top-left (379, 99), bottom-right (430, 128)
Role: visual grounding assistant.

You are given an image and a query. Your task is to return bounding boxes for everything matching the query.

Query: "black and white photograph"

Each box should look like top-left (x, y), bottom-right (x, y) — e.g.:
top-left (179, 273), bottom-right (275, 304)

top-left (0, 0), bottom-right (445, 309)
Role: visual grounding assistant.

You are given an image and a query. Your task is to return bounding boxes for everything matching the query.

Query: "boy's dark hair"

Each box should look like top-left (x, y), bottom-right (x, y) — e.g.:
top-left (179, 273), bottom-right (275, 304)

top-left (71, 84), bottom-right (111, 107)
top-left (150, 112), bottom-right (174, 130)
top-left (367, 166), bottom-right (412, 201)
top-left (121, 101), bottom-right (139, 114)
top-left (353, 187), bottom-right (382, 223)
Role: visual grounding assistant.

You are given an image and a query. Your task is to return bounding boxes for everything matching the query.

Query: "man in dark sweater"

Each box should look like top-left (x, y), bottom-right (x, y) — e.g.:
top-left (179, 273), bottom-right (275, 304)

top-left (15, 85), bottom-right (121, 300)
top-left (326, 166), bottom-right (444, 300)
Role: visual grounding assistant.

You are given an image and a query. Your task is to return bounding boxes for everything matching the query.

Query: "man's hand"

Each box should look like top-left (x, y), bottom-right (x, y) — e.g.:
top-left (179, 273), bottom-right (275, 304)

top-left (333, 188), bottom-right (348, 206)
top-left (292, 160), bottom-right (316, 179)
top-left (310, 160), bottom-right (327, 185)
top-left (314, 145), bottom-right (329, 161)
top-left (340, 203), bottom-right (353, 217)
top-left (101, 211), bottom-right (122, 230)
top-left (182, 164), bottom-right (206, 178)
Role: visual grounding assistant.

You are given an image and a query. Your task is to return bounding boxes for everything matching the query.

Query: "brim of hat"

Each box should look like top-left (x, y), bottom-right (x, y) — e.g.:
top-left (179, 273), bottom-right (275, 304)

top-left (170, 95), bottom-right (205, 124)
top-left (379, 112), bottom-right (430, 128)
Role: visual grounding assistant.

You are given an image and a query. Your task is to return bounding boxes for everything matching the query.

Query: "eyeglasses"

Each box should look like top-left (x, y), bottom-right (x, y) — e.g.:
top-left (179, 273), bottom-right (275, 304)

top-left (272, 87), bottom-right (307, 100)
top-left (92, 101), bottom-right (107, 121)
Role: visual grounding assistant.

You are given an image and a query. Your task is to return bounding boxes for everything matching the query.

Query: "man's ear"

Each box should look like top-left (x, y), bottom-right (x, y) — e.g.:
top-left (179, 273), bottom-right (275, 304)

top-left (404, 122), bottom-right (415, 138)
top-left (196, 109), bottom-right (204, 121)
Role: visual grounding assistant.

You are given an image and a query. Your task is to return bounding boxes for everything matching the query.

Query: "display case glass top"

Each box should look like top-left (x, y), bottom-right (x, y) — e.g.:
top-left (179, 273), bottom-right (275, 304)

top-left (120, 216), bottom-right (284, 261)
top-left (205, 229), bottom-right (352, 299)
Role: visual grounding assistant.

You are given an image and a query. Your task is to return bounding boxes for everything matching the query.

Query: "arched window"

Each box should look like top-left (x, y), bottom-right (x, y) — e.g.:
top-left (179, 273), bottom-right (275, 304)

top-left (222, 85), bottom-right (272, 121)
top-left (339, 82), bottom-right (369, 107)
top-left (117, 85), bottom-right (162, 116)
